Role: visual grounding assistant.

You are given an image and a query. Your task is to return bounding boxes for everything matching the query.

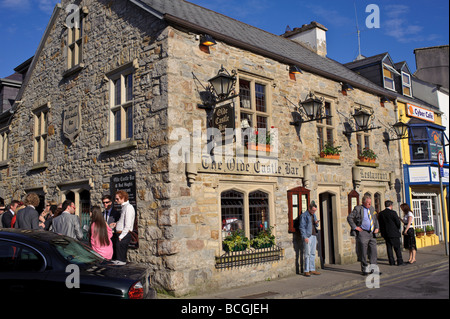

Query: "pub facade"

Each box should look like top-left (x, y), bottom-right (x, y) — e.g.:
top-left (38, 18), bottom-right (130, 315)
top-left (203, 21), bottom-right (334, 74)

top-left (0, 0), bottom-right (403, 296)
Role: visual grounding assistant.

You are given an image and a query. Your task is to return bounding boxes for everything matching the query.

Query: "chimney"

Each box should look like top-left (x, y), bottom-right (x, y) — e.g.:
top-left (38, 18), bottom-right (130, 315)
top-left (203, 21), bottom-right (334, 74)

top-left (282, 21), bottom-right (328, 57)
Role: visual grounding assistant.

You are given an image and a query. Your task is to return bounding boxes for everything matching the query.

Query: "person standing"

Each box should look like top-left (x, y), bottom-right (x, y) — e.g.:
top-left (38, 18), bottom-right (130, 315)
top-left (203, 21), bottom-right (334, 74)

top-left (89, 205), bottom-right (113, 260)
top-left (111, 190), bottom-right (135, 265)
top-left (299, 201), bottom-right (321, 277)
top-left (1, 200), bottom-right (20, 228)
top-left (347, 194), bottom-right (380, 275)
top-left (378, 200), bottom-right (405, 266)
top-left (400, 203), bottom-right (417, 264)
top-left (52, 200), bottom-right (83, 240)
top-left (14, 193), bottom-right (41, 230)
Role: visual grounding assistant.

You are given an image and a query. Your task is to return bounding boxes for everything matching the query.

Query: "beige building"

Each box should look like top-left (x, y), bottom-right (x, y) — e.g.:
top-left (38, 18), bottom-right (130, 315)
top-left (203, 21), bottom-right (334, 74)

top-left (0, 0), bottom-right (403, 296)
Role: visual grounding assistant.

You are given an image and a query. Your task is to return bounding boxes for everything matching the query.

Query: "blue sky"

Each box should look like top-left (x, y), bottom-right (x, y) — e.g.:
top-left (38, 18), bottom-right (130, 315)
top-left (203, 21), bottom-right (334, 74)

top-left (0, 0), bottom-right (448, 78)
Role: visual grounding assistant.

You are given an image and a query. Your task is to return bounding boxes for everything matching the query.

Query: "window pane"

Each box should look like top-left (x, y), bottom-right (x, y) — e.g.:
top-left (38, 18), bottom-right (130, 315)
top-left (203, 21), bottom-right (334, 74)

top-left (325, 102), bottom-right (332, 125)
top-left (249, 191), bottom-right (269, 239)
top-left (114, 79), bottom-right (121, 106)
top-left (239, 80), bottom-right (251, 109)
top-left (385, 78), bottom-right (394, 90)
top-left (255, 83), bottom-right (266, 112)
top-left (126, 106), bottom-right (133, 139)
top-left (221, 190), bottom-right (244, 237)
top-left (125, 74), bottom-right (133, 101)
top-left (114, 110), bottom-right (121, 141)
top-left (403, 86), bottom-right (411, 96)
top-left (402, 73), bottom-right (410, 85)
top-left (0, 241), bottom-right (44, 272)
top-left (411, 143), bottom-right (428, 160)
top-left (383, 68), bottom-right (392, 78)
top-left (326, 128), bottom-right (333, 144)
top-left (356, 134), bottom-right (362, 155)
top-left (256, 116), bottom-right (267, 130)
top-left (317, 127), bottom-right (324, 151)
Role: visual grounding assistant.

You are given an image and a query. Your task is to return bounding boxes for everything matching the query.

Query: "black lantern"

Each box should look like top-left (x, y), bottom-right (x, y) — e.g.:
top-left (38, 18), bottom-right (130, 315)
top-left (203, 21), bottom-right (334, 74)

top-left (393, 121), bottom-right (409, 139)
top-left (208, 65), bottom-right (236, 101)
top-left (200, 34), bottom-right (216, 47)
top-left (289, 65), bottom-right (303, 75)
top-left (300, 92), bottom-right (323, 120)
top-left (352, 109), bottom-right (372, 130)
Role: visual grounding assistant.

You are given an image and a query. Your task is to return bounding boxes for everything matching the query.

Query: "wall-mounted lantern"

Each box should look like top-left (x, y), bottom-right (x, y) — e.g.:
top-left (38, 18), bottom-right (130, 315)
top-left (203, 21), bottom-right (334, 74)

top-left (343, 107), bottom-right (381, 137)
top-left (200, 34), bottom-right (217, 47)
top-left (289, 65), bottom-right (303, 75)
top-left (341, 83), bottom-right (354, 95)
top-left (383, 121), bottom-right (409, 142)
top-left (290, 92), bottom-right (331, 126)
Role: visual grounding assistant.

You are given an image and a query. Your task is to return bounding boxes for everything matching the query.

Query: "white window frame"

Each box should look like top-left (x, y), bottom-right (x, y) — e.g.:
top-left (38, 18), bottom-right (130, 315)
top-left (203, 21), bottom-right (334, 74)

top-left (33, 103), bottom-right (50, 164)
top-left (67, 14), bottom-right (84, 70)
top-left (383, 67), bottom-right (396, 91)
top-left (402, 71), bottom-right (412, 97)
top-left (0, 129), bottom-right (9, 163)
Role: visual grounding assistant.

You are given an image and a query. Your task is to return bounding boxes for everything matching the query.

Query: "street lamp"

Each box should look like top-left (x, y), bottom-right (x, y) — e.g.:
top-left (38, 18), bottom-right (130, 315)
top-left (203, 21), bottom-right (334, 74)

top-left (383, 121), bottom-right (409, 142)
top-left (208, 65), bottom-right (237, 101)
top-left (290, 92), bottom-right (330, 126)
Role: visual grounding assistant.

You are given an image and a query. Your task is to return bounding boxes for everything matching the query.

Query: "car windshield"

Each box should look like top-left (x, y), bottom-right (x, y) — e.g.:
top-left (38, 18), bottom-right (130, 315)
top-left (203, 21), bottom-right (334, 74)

top-left (50, 237), bottom-right (104, 266)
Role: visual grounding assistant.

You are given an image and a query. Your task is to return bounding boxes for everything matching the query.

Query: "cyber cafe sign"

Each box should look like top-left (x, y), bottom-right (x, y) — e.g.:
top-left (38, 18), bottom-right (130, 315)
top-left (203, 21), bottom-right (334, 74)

top-left (407, 103), bottom-right (435, 123)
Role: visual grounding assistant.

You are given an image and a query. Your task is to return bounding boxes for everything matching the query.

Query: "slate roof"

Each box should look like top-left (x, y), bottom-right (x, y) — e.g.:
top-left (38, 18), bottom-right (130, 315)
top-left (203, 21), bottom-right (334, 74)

top-left (137, 0), bottom-right (397, 98)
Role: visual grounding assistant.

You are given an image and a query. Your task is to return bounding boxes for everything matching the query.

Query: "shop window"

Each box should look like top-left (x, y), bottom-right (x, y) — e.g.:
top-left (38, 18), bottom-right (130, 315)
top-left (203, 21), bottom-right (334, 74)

top-left (410, 126), bottom-right (430, 161)
top-left (220, 189), bottom-right (271, 241)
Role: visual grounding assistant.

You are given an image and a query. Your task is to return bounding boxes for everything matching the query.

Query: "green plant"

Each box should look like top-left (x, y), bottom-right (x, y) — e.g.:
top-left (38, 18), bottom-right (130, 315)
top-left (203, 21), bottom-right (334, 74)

top-left (415, 227), bottom-right (424, 233)
top-left (425, 225), bottom-right (434, 231)
top-left (320, 141), bottom-right (342, 155)
top-left (223, 230), bottom-right (250, 252)
top-left (359, 147), bottom-right (377, 159)
top-left (250, 227), bottom-right (275, 249)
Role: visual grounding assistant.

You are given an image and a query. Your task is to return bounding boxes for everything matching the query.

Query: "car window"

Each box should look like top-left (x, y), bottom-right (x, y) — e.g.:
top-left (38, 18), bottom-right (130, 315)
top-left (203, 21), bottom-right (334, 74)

top-left (50, 237), bottom-right (104, 266)
top-left (0, 240), bottom-right (45, 272)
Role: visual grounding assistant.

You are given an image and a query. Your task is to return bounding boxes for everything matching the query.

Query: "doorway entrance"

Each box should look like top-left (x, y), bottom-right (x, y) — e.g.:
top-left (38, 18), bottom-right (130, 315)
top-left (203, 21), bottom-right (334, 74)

top-left (319, 192), bottom-right (336, 264)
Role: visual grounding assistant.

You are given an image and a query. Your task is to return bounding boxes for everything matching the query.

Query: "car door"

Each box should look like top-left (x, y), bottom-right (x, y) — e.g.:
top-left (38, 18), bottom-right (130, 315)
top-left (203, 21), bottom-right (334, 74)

top-left (0, 239), bottom-right (49, 296)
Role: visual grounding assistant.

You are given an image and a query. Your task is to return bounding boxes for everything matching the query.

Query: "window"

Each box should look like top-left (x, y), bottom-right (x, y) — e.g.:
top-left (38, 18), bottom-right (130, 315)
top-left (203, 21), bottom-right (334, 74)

top-left (316, 101), bottom-right (334, 152)
top-left (0, 130), bottom-right (8, 162)
top-left (67, 13), bottom-right (83, 69)
top-left (220, 188), bottom-right (272, 244)
top-left (410, 126), bottom-right (429, 161)
top-left (402, 72), bottom-right (412, 97)
top-left (0, 241), bottom-right (45, 272)
top-left (237, 75), bottom-right (272, 146)
top-left (109, 72), bottom-right (134, 142)
top-left (33, 106), bottom-right (48, 164)
top-left (383, 67), bottom-right (395, 91)
top-left (356, 131), bottom-right (371, 157)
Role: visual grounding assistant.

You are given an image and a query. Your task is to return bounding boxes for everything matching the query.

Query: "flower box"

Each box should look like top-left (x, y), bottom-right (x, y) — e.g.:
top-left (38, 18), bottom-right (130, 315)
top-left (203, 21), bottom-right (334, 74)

top-left (320, 152), bottom-right (340, 160)
top-left (358, 156), bottom-right (376, 163)
top-left (248, 143), bottom-right (273, 152)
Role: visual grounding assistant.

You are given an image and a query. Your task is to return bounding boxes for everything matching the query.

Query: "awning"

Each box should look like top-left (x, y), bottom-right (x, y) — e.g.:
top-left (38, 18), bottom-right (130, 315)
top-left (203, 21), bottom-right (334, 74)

top-left (412, 191), bottom-right (437, 197)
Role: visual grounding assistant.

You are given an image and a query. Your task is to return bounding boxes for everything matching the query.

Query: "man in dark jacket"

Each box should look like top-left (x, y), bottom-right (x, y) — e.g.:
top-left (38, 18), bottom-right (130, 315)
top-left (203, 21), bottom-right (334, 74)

top-left (14, 193), bottom-right (41, 230)
top-left (1, 200), bottom-right (20, 228)
top-left (378, 200), bottom-right (405, 266)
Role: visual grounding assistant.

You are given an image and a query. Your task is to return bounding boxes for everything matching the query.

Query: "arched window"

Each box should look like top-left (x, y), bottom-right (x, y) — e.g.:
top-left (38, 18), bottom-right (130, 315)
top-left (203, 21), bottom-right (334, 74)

top-left (374, 193), bottom-right (382, 213)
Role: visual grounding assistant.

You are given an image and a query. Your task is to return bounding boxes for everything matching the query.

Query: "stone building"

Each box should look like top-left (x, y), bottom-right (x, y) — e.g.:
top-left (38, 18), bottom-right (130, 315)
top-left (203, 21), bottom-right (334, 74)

top-left (1, 0), bottom-right (404, 296)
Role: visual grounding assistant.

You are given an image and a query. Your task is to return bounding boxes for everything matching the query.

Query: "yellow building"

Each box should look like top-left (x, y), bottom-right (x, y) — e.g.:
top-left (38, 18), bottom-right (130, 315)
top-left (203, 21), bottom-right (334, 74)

top-left (397, 99), bottom-right (449, 248)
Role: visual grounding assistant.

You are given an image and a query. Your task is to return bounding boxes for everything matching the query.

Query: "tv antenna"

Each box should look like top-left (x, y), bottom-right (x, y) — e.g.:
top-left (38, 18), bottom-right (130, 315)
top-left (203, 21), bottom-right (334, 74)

top-left (354, 2), bottom-right (364, 61)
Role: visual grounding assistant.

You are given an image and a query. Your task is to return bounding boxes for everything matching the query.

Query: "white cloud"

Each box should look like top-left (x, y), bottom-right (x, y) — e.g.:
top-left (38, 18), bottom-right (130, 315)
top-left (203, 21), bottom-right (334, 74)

top-left (383, 5), bottom-right (425, 43)
top-left (38, 0), bottom-right (60, 13)
top-left (0, 0), bottom-right (31, 10)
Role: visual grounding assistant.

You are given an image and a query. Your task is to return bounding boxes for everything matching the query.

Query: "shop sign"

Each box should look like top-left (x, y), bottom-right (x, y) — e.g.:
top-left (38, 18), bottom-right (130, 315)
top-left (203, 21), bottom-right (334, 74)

top-left (407, 103), bottom-right (435, 123)
top-left (408, 166), bottom-right (430, 183)
top-left (212, 102), bottom-right (235, 135)
top-left (359, 167), bottom-right (390, 182)
top-left (63, 103), bottom-right (82, 142)
top-left (198, 155), bottom-right (303, 178)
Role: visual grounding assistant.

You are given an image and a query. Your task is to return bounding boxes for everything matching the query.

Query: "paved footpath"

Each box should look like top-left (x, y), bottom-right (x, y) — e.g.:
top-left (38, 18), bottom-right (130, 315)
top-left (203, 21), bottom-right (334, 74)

top-left (176, 243), bottom-right (448, 299)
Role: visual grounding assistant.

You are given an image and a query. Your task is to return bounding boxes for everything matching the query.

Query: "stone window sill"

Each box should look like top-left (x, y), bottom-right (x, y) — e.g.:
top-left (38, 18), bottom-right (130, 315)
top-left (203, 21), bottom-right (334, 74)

top-left (62, 63), bottom-right (85, 78)
top-left (101, 139), bottom-right (137, 153)
top-left (315, 156), bottom-right (341, 165)
top-left (0, 160), bottom-right (10, 168)
top-left (30, 162), bottom-right (49, 171)
top-left (355, 160), bottom-right (379, 168)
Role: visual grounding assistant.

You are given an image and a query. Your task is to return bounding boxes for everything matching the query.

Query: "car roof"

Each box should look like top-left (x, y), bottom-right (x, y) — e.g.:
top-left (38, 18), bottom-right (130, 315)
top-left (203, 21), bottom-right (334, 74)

top-left (0, 228), bottom-right (70, 247)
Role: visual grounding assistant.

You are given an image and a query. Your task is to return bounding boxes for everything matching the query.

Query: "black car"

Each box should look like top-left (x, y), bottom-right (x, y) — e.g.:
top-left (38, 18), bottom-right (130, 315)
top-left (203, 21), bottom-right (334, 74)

top-left (0, 228), bottom-right (156, 299)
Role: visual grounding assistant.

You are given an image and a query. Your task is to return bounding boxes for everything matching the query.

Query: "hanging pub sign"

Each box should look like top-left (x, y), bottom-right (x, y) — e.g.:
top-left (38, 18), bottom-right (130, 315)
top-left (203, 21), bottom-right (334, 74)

top-left (111, 172), bottom-right (139, 249)
top-left (212, 102), bottom-right (235, 138)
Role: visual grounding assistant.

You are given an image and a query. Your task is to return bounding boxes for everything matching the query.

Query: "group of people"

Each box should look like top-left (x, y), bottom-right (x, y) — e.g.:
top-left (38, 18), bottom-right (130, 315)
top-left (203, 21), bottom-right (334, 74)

top-left (0, 190), bottom-right (135, 265)
top-left (298, 194), bottom-right (417, 277)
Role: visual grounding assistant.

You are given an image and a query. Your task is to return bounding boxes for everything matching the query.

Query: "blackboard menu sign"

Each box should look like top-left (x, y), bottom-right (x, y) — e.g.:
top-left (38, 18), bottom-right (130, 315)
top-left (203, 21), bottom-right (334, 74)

top-left (111, 172), bottom-right (138, 249)
top-left (420, 201), bottom-right (429, 222)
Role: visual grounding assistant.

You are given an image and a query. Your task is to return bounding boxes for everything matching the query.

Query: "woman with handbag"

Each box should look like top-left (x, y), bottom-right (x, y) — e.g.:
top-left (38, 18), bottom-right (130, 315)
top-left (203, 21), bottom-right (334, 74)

top-left (400, 203), bottom-right (416, 264)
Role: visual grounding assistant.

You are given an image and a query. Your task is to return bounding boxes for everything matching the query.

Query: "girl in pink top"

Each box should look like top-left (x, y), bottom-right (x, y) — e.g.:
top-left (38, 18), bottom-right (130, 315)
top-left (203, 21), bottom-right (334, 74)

top-left (89, 205), bottom-right (113, 260)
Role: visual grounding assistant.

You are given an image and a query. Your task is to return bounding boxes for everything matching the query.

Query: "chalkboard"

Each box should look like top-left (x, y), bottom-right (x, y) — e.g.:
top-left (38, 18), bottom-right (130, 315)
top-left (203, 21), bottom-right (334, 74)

top-left (212, 102), bottom-right (235, 135)
top-left (420, 200), bottom-right (429, 222)
top-left (111, 172), bottom-right (138, 249)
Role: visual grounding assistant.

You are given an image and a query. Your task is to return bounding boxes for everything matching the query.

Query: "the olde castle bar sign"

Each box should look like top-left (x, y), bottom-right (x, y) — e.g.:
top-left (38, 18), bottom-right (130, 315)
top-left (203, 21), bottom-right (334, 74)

top-left (198, 155), bottom-right (303, 178)
top-left (63, 103), bottom-right (82, 142)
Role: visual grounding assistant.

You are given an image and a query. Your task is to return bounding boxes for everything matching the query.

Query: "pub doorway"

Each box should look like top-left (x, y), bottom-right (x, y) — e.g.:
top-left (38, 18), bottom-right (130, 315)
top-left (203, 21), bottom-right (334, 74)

top-left (319, 192), bottom-right (336, 264)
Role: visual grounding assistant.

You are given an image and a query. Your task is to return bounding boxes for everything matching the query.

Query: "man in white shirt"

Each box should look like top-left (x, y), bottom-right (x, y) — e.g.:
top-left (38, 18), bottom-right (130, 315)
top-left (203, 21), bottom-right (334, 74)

top-left (111, 190), bottom-right (135, 265)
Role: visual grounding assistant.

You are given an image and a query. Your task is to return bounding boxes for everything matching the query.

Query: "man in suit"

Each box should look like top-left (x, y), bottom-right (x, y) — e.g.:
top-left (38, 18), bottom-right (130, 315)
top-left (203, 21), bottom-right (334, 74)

top-left (102, 195), bottom-right (120, 225)
top-left (378, 200), bottom-right (405, 266)
top-left (347, 194), bottom-right (380, 275)
top-left (14, 193), bottom-right (41, 230)
top-left (52, 200), bottom-right (83, 240)
top-left (1, 200), bottom-right (20, 228)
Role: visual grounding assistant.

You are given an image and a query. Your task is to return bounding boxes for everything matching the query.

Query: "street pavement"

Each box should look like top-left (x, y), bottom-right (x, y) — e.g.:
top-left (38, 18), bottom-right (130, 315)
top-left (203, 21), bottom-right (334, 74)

top-left (180, 243), bottom-right (448, 299)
